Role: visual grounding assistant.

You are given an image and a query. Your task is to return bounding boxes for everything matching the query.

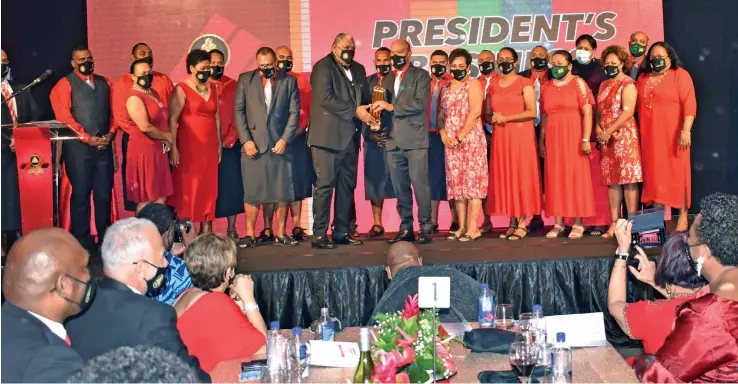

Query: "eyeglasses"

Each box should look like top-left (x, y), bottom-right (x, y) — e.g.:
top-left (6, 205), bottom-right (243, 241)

top-left (686, 242), bottom-right (704, 262)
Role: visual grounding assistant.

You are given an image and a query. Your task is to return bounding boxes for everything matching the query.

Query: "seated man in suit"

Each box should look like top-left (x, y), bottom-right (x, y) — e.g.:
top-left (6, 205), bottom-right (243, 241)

top-left (370, 241), bottom-right (481, 323)
top-left (65, 218), bottom-right (210, 382)
top-left (69, 345), bottom-right (200, 383)
top-left (1, 228), bottom-right (94, 382)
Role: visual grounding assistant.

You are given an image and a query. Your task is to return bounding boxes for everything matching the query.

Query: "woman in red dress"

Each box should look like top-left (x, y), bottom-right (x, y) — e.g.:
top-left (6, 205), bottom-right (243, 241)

top-left (637, 42), bottom-right (696, 232)
top-left (174, 233), bottom-right (267, 373)
top-left (634, 193), bottom-right (738, 382)
top-left (438, 48), bottom-right (487, 242)
top-left (539, 50), bottom-right (596, 239)
top-left (124, 59), bottom-right (173, 214)
top-left (595, 46), bottom-right (642, 238)
top-left (608, 223), bottom-right (706, 366)
top-left (485, 47), bottom-right (541, 241)
top-left (168, 49), bottom-right (221, 233)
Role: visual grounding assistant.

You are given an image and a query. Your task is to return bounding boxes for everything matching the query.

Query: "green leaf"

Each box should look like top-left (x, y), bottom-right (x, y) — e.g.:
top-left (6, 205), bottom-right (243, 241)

top-left (406, 363), bottom-right (430, 383)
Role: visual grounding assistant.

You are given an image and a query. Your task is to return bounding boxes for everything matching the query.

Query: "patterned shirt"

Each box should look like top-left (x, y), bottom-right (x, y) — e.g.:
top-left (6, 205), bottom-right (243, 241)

top-left (150, 251), bottom-right (194, 305)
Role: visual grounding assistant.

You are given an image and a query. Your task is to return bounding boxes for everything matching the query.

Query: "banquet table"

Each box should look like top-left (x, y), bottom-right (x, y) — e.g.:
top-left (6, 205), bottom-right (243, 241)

top-left (210, 326), bottom-right (637, 383)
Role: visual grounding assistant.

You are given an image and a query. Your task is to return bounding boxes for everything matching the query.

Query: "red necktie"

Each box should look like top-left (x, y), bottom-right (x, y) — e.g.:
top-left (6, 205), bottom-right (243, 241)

top-left (2, 83), bottom-right (17, 126)
top-left (64, 335), bottom-right (72, 346)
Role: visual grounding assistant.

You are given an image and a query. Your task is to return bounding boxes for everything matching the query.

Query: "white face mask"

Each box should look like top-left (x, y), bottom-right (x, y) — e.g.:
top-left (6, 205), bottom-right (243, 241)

top-left (576, 49), bottom-right (592, 64)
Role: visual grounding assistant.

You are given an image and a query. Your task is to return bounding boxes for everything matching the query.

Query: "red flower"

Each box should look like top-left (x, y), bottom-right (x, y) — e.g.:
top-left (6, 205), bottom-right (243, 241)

top-left (371, 351), bottom-right (401, 383)
top-left (402, 294), bottom-right (420, 320)
top-left (395, 326), bottom-right (417, 349)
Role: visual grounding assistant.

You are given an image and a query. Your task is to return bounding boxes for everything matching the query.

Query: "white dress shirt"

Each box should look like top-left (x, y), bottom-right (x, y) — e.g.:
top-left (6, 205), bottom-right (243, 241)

top-left (28, 311), bottom-right (67, 341)
top-left (343, 67), bottom-right (353, 82)
top-left (394, 70), bottom-right (404, 96)
top-left (127, 284), bottom-right (143, 295)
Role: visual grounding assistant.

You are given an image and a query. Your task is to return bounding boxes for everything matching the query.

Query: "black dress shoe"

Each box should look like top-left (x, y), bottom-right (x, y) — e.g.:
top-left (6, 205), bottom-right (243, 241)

top-left (292, 227), bottom-right (308, 242)
top-left (388, 230), bottom-right (415, 244)
top-left (275, 234), bottom-right (298, 246)
top-left (417, 231), bottom-right (432, 244)
top-left (332, 233), bottom-right (363, 246)
top-left (311, 236), bottom-right (335, 249)
top-left (448, 222), bottom-right (460, 232)
top-left (256, 228), bottom-right (275, 245)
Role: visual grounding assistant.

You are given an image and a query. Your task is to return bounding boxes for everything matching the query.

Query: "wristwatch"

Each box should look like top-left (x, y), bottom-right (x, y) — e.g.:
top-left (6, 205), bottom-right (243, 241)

top-left (614, 250), bottom-right (629, 260)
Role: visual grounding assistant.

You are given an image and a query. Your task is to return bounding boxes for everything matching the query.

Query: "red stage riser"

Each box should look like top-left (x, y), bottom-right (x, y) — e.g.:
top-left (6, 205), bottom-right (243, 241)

top-left (14, 126), bottom-right (54, 233)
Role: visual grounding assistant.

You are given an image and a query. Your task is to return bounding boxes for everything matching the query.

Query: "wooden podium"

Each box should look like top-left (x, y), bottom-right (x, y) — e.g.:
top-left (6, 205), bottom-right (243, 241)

top-left (2, 121), bottom-right (80, 233)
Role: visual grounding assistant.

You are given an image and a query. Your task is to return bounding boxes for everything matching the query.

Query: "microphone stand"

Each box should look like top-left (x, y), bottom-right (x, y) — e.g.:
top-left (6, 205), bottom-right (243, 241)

top-left (1, 81), bottom-right (38, 105)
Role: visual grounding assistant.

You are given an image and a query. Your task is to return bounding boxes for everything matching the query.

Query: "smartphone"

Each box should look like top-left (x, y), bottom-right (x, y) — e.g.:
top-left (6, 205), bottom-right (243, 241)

top-left (240, 361), bottom-right (266, 381)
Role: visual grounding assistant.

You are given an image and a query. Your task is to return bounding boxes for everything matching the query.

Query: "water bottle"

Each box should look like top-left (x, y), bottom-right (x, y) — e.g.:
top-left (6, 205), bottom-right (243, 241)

top-left (532, 304), bottom-right (547, 344)
top-left (267, 321), bottom-right (284, 372)
top-left (317, 307), bottom-right (335, 341)
top-left (477, 284), bottom-right (495, 327)
top-left (290, 327), bottom-right (309, 378)
top-left (551, 332), bottom-right (572, 383)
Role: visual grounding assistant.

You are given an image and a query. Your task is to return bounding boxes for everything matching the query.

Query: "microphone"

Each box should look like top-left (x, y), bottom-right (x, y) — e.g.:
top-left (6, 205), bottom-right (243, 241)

top-left (2, 69), bottom-right (52, 105)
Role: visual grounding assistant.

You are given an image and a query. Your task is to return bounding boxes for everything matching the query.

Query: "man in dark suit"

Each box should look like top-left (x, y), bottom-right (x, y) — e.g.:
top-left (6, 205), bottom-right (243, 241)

top-left (2, 228), bottom-right (95, 382)
top-left (234, 46), bottom-right (301, 247)
top-left (65, 218), bottom-right (210, 382)
top-left (307, 33), bottom-right (374, 249)
top-left (1, 49), bottom-right (41, 252)
top-left (373, 39), bottom-right (433, 244)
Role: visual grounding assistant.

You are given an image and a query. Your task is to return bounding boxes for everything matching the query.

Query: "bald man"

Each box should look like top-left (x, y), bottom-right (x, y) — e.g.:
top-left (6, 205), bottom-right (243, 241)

top-left (1, 228), bottom-right (93, 382)
top-left (308, 33), bottom-right (372, 249)
top-left (628, 31), bottom-right (649, 79)
top-left (384, 241), bottom-right (422, 279)
top-left (374, 39), bottom-right (433, 244)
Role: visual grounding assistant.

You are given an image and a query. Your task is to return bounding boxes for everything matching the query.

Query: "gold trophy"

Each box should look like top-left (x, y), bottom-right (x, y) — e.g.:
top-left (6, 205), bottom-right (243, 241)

top-left (369, 84), bottom-right (385, 131)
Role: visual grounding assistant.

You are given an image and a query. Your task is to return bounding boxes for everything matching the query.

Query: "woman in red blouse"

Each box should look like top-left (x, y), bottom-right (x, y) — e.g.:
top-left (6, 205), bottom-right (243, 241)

top-left (174, 233), bottom-right (267, 373)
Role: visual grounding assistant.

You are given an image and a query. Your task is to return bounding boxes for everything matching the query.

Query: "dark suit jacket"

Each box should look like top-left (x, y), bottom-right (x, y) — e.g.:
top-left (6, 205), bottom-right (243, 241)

top-left (233, 70), bottom-right (300, 154)
top-left (518, 68), bottom-right (553, 81)
top-left (382, 66), bottom-right (431, 150)
top-left (1, 302), bottom-right (85, 383)
top-left (307, 54), bottom-right (370, 151)
top-left (65, 278), bottom-right (211, 382)
top-left (370, 266), bottom-right (481, 324)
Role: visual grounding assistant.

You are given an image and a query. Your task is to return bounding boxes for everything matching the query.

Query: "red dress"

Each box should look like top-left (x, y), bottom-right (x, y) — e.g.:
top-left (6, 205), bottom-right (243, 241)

top-left (634, 293), bottom-right (738, 383)
top-left (125, 89), bottom-right (173, 202)
top-left (486, 76), bottom-right (541, 217)
top-left (167, 84), bottom-right (219, 222)
top-left (177, 292), bottom-right (266, 373)
top-left (540, 77), bottom-right (595, 218)
top-left (439, 78), bottom-right (488, 200)
top-left (597, 77), bottom-right (643, 185)
top-left (637, 68), bottom-right (696, 208)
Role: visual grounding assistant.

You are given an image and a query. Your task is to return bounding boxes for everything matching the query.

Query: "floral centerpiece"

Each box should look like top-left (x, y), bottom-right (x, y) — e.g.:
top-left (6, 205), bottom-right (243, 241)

top-left (371, 294), bottom-right (462, 383)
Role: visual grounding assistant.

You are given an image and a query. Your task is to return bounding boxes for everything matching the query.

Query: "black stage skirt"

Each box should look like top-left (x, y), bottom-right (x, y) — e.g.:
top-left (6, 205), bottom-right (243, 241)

top-left (215, 141), bottom-right (245, 218)
top-left (363, 139), bottom-right (396, 201)
top-left (241, 146), bottom-right (295, 205)
top-left (428, 131), bottom-right (447, 201)
top-left (290, 134), bottom-right (315, 201)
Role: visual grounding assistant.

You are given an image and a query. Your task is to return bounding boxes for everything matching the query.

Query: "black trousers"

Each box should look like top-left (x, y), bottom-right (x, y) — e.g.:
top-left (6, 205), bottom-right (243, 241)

top-left (63, 140), bottom-right (114, 247)
top-left (311, 138), bottom-right (358, 238)
top-left (120, 132), bottom-right (137, 212)
top-left (386, 147), bottom-right (433, 232)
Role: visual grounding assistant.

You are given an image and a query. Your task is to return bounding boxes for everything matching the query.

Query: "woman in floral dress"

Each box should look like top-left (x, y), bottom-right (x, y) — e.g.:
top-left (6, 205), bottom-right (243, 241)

top-left (437, 48), bottom-right (487, 242)
top-left (595, 45), bottom-right (643, 238)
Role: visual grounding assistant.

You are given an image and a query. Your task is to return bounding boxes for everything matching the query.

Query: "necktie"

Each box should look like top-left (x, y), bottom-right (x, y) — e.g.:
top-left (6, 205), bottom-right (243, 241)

top-left (430, 81), bottom-right (440, 129)
top-left (630, 63), bottom-right (639, 80)
top-left (64, 335), bottom-right (72, 346)
top-left (1, 83), bottom-right (17, 126)
top-left (534, 76), bottom-right (541, 126)
top-left (264, 80), bottom-right (272, 115)
top-left (394, 72), bottom-right (402, 98)
top-left (86, 77), bottom-right (95, 89)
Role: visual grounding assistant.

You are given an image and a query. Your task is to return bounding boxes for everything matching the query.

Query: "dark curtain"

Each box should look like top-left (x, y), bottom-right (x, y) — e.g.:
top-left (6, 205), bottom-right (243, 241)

top-left (1, 0), bottom-right (88, 120)
top-left (252, 256), bottom-right (651, 348)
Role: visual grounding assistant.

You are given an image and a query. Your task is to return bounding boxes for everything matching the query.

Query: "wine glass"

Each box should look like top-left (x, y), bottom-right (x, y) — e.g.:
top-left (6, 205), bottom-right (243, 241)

top-left (495, 304), bottom-right (514, 329)
top-left (518, 312), bottom-right (537, 343)
top-left (509, 341), bottom-right (540, 383)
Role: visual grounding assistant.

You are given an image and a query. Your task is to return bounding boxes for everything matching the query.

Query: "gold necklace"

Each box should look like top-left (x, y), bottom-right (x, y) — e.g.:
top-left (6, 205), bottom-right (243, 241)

top-left (195, 84), bottom-right (208, 96)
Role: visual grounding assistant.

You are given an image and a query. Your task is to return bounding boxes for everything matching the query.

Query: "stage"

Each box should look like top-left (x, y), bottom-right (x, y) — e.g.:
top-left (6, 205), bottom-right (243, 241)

top-left (237, 231), bottom-right (657, 349)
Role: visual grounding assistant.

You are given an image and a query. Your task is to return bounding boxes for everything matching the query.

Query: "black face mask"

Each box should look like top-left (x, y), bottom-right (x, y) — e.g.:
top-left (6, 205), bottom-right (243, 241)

top-left (650, 58), bottom-right (667, 72)
top-left (531, 57), bottom-right (548, 71)
top-left (391, 55), bottom-right (407, 70)
top-left (430, 64), bottom-right (446, 77)
top-left (1, 64), bottom-right (9, 79)
top-left (210, 65), bottom-right (224, 80)
top-left (53, 274), bottom-right (97, 313)
top-left (338, 49), bottom-right (355, 65)
top-left (277, 60), bottom-right (293, 73)
top-left (142, 55), bottom-right (154, 67)
top-left (498, 61), bottom-right (515, 75)
top-left (260, 67), bottom-right (275, 79)
top-left (604, 65), bottom-right (620, 79)
top-left (136, 73), bottom-right (153, 89)
top-left (376, 64), bottom-right (391, 76)
top-left (138, 260), bottom-right (167, 296)
top-left (78, 61), bottom-right (95, 75)
top-left (450, 69), bottom-right (467, 81)
top-left (479, 61), bottom-right (495, 75)
top-left (195, 70), bottom-right (210, 84)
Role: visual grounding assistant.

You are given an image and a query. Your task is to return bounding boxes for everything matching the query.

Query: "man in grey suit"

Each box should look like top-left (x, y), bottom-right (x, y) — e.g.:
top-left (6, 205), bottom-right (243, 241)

top-left (372, 40), bottom-right (433, 244)
top-left (234, 46), bottom-right (301, 247)
top-left (308, 33), bottom-right (375, 249)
